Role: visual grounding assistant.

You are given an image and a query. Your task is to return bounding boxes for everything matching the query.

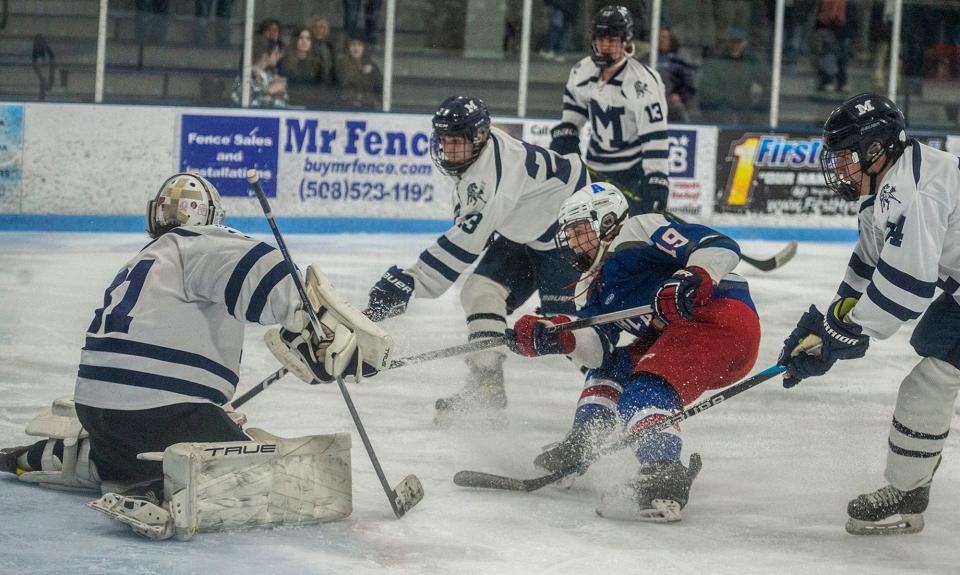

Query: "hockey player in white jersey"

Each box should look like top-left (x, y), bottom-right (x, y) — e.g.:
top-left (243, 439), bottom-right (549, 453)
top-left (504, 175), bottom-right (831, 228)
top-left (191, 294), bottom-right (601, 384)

top-left (779, 93), bottom-right (960, 535)
top-left (366, 95), bottom-right (588, 421)
top-left (548, 5), bottom-right (670, 215)
top-left (0, 173), bottom-right (391, 539)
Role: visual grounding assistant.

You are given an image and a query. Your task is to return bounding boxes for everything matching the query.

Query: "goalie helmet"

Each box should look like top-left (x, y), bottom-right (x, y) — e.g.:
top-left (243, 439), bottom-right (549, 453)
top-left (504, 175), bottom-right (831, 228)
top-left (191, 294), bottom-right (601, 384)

top-left (147, 172), bottom-right (225, 238)
top-left (430, 95), bottom-right (491, 177)
top-left (556, 182), bottom-right (629, 273)
top-left (591, 5), bottom-right (634, 68)
top-left (820, 93), bottom-right (907, 201)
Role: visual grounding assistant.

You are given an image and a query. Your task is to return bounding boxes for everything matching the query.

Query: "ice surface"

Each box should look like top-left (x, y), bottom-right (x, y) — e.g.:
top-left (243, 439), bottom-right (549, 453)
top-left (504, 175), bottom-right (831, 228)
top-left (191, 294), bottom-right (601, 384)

top-left (0, 232), bottom-right (957, 575)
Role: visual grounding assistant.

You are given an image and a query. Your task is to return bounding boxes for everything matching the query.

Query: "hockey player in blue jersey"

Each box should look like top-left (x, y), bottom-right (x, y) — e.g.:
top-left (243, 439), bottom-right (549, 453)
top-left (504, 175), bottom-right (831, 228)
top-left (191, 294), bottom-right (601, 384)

top-left (365, 95), bottom-right (588, 422)
top-left (549, 5), bottom-right (670, 215)
top-left (1, 173), bottom-right (390, 501)
top-left (779, 93), bottom-right (960, 535)
top-left (506, 182), bottom-right (760, 521)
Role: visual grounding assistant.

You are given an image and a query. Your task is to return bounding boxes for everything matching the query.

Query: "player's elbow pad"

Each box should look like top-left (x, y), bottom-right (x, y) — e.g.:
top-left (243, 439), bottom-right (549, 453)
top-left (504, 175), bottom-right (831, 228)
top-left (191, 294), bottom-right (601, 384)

top-left (549, 122), bottom-right (581, 156)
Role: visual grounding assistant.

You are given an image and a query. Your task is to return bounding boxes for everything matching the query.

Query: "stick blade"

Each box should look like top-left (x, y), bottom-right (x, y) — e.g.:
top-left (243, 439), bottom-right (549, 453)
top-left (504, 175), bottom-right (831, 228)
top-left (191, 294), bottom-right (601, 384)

top-left (454, 470), bottom-right (534, 491)
top-left (392, 474), bottom-right (424, 518)
top-left (742, 240), bottom-right (798, 272)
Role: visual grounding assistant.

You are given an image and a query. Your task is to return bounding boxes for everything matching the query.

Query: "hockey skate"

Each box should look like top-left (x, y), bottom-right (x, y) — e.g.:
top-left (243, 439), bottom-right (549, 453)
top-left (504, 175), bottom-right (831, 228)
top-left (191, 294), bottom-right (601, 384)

top-left (596, 453), bottom-right (702, 522)
top-left (434, 355), bottom-right (507, 426)
top-left (534, 415), bottom-right (617, 475)
top-left (0, 445), bottom-right (31, 475)
top-left (845, 484), bottom-right (930, 535)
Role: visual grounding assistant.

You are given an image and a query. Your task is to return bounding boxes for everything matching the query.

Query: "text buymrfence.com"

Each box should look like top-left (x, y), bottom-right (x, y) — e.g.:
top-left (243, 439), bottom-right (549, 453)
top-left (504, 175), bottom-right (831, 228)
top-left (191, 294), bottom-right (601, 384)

top-left (302, 157), bottom-right (433, 177)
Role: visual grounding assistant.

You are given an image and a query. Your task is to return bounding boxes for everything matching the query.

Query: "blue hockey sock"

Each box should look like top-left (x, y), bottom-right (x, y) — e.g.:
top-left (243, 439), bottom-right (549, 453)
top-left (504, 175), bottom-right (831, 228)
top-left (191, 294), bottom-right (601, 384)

top-left (617, 373), bottom-right (683, 465)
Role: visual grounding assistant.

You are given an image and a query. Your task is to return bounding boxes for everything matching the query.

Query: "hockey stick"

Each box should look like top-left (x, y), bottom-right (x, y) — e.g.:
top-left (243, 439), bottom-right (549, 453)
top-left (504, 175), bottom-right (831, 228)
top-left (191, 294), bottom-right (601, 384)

top-left (246, 169), bottom-right (424, 518)
top-left (453, 364), bottom-right (786, 492)
top-left (228, 336), bottom-right (508, 409)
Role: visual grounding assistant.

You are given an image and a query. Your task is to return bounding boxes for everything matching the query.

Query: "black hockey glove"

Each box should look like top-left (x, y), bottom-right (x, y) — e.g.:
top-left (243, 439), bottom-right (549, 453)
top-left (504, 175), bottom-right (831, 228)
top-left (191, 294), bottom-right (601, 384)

top-left (549, 122), bottom-right (581, 156)
top-left (367, 265), bottom-right (415, 321)
top-left (636, 173), bottom-right (670, 214)
top-left (778, 299), bottom-right (869, 387)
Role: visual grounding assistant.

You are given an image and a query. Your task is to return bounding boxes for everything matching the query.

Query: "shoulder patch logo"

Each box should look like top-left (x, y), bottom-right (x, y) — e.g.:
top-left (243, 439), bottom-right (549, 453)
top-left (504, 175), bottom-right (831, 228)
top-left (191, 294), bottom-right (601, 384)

top-left (879, 184), bottom-right (900, 212)
top-left (465, 181), bottom-right (486, 208)
top-left (634, 80), bottom-right (649, 97)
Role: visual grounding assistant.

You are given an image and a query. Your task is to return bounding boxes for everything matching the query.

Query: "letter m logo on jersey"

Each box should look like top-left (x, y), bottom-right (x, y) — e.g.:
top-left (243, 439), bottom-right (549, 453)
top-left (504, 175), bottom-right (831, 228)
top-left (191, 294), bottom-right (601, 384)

top-left (589, 101), bottom-right (626, 147)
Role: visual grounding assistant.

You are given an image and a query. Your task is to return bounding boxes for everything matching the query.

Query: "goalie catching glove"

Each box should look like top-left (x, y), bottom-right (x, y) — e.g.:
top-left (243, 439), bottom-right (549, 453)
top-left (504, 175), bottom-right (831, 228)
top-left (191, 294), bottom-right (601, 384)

top-left (265, 266), bottom-right (393, 383)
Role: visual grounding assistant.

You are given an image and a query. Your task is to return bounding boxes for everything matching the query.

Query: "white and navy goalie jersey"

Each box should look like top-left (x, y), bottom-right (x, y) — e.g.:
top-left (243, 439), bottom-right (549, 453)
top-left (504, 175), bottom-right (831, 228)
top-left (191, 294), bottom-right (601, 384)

top-left (74, 226), bottom-right (300, 410)
top-left (406, 126), bottom-right (588, 298)
top-left (837, 139), bottom-right (960, 339)
top-left (561, 56), bottom-right (669, 178)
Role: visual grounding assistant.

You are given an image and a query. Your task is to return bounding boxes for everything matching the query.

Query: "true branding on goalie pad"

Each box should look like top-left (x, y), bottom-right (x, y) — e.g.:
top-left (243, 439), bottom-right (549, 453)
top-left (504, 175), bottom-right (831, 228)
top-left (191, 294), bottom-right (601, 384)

top-left (89, 429), bottom-right (352, 540)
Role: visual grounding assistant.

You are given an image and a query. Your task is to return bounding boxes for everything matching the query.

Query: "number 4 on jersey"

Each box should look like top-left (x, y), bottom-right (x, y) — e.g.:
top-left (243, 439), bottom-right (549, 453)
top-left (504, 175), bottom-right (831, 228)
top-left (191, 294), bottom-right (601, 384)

top-left (88, 259), bottom-right (155, 335)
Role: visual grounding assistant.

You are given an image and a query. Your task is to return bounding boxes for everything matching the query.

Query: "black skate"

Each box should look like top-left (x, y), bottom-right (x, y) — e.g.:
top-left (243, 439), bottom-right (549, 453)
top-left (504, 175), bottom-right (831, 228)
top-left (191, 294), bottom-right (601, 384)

top-left (434, 356), bottom-right (506, 426)
top-left (0, 445), bottom-right (31, 475)
top-left (846, 484), bottom-right (930, 535)
top-left (534, 415), bottom-right (616, 473)
top-left (596, 453), bottom-right (703, 522)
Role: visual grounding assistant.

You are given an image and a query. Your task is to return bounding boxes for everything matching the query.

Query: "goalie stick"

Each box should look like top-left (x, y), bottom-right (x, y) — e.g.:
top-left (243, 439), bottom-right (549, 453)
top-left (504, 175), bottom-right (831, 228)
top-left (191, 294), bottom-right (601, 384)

top-left (452, 364), bottom-right (786, 492)
top-left (247, 169), bottom-right (423, 518)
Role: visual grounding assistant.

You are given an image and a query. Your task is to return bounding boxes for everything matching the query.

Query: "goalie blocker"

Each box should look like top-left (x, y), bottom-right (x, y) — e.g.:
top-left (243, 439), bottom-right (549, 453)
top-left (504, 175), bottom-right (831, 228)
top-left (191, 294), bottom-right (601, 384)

top-left (89, 429), bottom-right (353, 541)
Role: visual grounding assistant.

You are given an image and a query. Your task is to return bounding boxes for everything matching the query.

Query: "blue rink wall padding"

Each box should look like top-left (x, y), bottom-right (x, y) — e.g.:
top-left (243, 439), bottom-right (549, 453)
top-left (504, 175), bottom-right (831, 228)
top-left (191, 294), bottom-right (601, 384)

top-left (0, 215), bottom-right (859, 243)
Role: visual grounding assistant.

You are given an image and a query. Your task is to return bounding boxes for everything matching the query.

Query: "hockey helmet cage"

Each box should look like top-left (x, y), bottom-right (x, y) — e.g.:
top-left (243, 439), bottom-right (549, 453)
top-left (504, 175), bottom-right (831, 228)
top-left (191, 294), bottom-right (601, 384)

top-left (820, 93), bottom-right (907, 201)
top-left (430, 95), bottom-right (491, 177)
top-left (147, 172), bottom-right (225, 238)
top-left (556, 182), bottom-right (629, 272)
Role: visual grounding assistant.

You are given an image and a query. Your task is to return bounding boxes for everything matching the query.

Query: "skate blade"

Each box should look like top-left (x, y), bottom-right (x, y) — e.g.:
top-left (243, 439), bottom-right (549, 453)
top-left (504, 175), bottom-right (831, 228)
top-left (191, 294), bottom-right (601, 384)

top-left (596, 495), bottom-right (682, 523)
top-left (88, 493), bottom-right (174, 540)
top-left (845, 513), bottom-right (924, 535)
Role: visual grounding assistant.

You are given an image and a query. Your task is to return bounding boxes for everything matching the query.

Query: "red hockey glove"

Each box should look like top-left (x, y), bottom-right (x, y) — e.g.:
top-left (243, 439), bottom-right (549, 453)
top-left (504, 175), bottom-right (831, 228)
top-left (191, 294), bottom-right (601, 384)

top-left (654, 266), bottom-right (713, 324)
top-left (506, 314), bottom-right (576, 357)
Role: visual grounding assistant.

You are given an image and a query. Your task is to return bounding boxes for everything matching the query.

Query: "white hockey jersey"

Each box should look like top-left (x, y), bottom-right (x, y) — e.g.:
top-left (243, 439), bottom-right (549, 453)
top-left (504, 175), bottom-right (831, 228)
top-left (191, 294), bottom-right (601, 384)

top-left (561, 56), bottom-right (669, 177)
top-left (74, 226), bottom-right (300, 410)
top-left (838, 140), bottom-right (960, 339)
top-left (406, 126), bottom-right (588, 298)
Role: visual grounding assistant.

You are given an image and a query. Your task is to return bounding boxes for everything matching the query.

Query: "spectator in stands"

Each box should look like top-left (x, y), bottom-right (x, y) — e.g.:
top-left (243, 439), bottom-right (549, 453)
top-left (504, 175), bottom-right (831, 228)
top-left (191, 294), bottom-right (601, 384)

top-left (539, 0), bottom-right (579, 62)
top-left (233, 36), bottom-right (288, 108)
top-left (699, 27), bottom-right (768, 124)
top-left (812, 0), bottom-right (857, 93)
top-left (656, 26), bottom-right (697, 122)
top-left (281, 27), bottom-right (331, 108)
top-left (662, 3), bottom-right (717, 62)
top-left (281, 28), bottom-right (324, 83)
top-left (343, 0), bottom-right (383, 47)
top-left (308, 15), bottom-right (338, 86)
top-left (338, 38), bottom-right (382, 109)
top-left (259, 18), bottom-right (285, 54)
top-left (194, 0), bottom-right (234, 47)
top-left (135, 0), bottom-right (169, 45)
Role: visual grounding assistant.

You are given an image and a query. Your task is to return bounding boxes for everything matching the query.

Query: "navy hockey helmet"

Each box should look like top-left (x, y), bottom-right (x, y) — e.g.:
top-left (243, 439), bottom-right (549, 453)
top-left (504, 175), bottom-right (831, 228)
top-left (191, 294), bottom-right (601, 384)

top-left (147, 172), bottom-right (225, 238)
top-left (430, 95), bottom-right (491, 177)
top-left (820, 93), bottom-right (907, 201)
top-left (591, 5), bottom-right (634, 68)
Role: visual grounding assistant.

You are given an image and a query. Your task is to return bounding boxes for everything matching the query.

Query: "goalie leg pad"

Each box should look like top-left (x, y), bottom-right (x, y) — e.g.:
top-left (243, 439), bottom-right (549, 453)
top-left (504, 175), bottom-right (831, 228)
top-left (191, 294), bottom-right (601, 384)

top-left (17, 397), bottom-right (100, 492)
top-left (91, 429), bottom-right (353, 541)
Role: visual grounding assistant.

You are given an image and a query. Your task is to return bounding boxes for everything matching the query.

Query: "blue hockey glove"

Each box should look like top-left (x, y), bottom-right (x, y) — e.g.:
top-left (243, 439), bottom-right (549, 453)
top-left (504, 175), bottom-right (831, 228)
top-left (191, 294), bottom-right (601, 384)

top-left (778, 299), bottom-right (869, 387)
top-left (654, 266), bottom-right (713, 324)
top-left (367, 265), bottom-right (414, 322)
top-left (635, 173), bottom-right (670, 214)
